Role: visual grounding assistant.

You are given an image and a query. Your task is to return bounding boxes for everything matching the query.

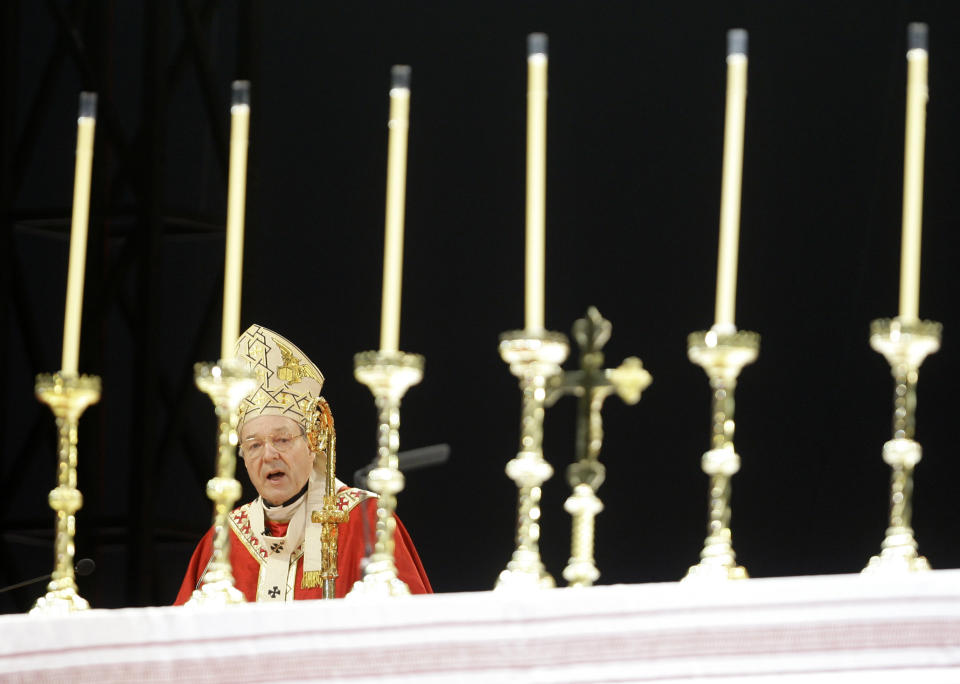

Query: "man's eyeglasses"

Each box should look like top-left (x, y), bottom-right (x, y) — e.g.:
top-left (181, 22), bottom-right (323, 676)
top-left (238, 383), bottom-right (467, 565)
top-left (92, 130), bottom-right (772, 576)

top-left (240, 432), bottom-right (305, 459)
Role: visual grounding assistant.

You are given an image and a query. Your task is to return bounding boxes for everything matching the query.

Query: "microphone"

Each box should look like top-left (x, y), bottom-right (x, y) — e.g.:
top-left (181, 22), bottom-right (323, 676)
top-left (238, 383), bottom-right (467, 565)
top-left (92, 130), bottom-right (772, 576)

top-left (353, 443), bottom-right (451, 490)
top-left (0, 558), bottom-right (96, 594)
top-left (353, 444), bottom-right (450, 562)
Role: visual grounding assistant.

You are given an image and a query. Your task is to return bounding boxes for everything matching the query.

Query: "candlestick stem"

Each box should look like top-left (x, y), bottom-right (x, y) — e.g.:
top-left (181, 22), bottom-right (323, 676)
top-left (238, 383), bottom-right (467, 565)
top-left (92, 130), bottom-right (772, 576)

top-left (683, 329), bottom-right (758, 582)
top-left (185, 359), bottom-right (257, 606)
top-left (348, 351), bottom-right (423, 597)
top-left (496, 330), bottom-right (568, 591)
top-left (31, 373), bottom-right (100, 614)
top-left (863, 317), bottom-right (940, 574)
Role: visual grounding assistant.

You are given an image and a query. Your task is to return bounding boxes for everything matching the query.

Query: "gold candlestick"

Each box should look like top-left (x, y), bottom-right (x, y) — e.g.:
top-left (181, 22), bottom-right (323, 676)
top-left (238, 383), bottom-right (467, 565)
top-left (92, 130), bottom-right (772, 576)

top-left (495, 329), bottom-right (569, 591)
top-left (683, 329), bottom-right (758, 582)
top-left (30, 373), bottom-right (100, 614)
top-left (348, 350), bottom-right (423, 597)
top-left (863, 318), bottom-right (940, 574)
top-left (185, 358), bottom-right (257, 606)
top-left (548, 308), bottom-right (652, 587)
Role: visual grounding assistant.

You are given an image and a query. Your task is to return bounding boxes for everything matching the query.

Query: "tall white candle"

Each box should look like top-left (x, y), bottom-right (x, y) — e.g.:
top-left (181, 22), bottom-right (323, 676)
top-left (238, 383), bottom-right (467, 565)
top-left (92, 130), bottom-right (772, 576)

top-left (380, 65), bottom-right (411, 354)
top-left (61, 92), bottom-right (97, 376)
top-left (221, 81), bottom-right (250, 361)
top-left (525, 33), bottom-right (548, 333)
top-left (899, 23), bottom-right (928, 323)
top-left (714, 29), bottom-right (748, 333)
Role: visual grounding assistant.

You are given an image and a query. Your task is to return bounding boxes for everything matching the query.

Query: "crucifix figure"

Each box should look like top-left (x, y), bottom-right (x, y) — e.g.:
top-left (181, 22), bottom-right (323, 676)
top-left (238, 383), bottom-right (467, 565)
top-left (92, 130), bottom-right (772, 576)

top-left (548, 307), bottom-right (652, 587)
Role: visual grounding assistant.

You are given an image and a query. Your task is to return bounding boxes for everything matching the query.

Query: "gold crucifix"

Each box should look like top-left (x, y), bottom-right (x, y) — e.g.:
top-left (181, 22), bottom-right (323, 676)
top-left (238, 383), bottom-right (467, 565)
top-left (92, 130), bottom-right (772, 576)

top-left (548, 307), bottom-right (651, 586)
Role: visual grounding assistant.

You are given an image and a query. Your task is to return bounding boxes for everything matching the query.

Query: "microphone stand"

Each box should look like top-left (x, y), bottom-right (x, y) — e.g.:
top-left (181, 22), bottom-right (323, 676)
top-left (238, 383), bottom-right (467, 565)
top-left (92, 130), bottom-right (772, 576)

top-left (0, 559), bottom-right (96, 595)
top-left (354, 444), bottom-right (450, 563)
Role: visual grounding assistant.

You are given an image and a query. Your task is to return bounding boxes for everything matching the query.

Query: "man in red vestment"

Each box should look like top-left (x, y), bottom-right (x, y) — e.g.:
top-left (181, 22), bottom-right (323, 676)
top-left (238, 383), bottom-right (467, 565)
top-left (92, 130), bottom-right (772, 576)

top-left (175, 325), bottom-right (431, 604)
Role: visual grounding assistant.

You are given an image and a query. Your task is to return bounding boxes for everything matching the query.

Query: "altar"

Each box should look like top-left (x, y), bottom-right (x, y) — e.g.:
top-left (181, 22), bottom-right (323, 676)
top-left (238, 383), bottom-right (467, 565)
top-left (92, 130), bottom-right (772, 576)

top-left (3, 570), bottom-right (960, 683)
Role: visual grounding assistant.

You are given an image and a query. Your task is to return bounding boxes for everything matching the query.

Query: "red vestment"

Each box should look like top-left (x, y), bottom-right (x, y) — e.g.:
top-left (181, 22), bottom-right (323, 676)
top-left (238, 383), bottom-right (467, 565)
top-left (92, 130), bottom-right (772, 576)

top-left (175, 487), bottom-right (431, 603)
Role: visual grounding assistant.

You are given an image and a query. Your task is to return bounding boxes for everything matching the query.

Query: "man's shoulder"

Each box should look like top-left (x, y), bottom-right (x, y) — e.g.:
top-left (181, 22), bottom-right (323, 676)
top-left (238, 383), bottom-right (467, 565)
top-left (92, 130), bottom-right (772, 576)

top-left (229, 499), bottom-right (270, 562)
top-left (230, 499), bottom-right (256, 524)
top-left (336, 485), bottom-right (377, 514)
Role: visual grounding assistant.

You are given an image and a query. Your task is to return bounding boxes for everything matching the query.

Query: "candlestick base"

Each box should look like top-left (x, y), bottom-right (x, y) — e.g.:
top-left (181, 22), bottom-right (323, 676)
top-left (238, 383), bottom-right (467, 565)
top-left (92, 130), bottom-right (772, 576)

top-left (863, 438), bottom-right (929, 575)
top-left (683, 446), bottom-right (749, 582)
top-left (863, 319), bottom-right (940, 576)
top-left (185, 358), bottom-right (257, 607)
top-left (344, 564), bottom-right (413, 598)
top-left (495, 330), bottom-right (568, 592)
top-left (862, 440), bottom-right (931, 576)
top-left (863, 526), bottom-right (930, 576)
top-left (347, 350), bottom-right (424, 599)
top-left (186, 579), bottom-right (247, 606)
top-left (31, 373), bottom-right (101, 615)
top-left (30, 587), bottom-right (91, 615)
top-left (682, 330), bottom-right (759, 583)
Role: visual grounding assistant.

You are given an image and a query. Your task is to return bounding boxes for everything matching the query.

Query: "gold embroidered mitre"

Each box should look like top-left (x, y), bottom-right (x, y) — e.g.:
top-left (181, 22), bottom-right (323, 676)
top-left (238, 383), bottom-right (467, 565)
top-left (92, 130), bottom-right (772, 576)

top-left (235, 324), bottom-right (325, 434)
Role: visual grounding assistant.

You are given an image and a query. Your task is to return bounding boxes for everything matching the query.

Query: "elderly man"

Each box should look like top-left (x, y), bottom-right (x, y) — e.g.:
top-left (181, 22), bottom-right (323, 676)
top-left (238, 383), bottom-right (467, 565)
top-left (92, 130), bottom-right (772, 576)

top-left (175, 325), bottom-right (431, 603)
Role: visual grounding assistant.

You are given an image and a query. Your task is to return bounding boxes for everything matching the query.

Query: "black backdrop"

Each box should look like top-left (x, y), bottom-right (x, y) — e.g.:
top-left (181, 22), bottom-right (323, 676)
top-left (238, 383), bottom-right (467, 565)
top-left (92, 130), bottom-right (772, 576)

top-left (3, 1), bottom-right (960, 611)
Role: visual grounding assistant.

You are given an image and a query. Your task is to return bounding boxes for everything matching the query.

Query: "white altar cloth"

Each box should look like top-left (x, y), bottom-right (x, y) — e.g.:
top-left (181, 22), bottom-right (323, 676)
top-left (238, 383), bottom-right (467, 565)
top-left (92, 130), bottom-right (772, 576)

top-left (2, 570), bottom-right (960, 683)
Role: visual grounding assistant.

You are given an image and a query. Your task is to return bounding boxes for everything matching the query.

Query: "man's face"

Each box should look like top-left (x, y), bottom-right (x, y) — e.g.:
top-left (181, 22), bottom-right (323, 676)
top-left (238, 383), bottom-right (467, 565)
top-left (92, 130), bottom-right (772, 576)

top-left (239, 415), bottom-right (314, 506)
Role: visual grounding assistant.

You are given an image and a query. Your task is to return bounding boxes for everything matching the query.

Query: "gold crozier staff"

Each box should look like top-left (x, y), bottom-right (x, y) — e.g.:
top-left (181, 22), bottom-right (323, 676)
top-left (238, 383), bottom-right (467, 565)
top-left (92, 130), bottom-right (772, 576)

top-left (306, 398), bottom-right (347, 598)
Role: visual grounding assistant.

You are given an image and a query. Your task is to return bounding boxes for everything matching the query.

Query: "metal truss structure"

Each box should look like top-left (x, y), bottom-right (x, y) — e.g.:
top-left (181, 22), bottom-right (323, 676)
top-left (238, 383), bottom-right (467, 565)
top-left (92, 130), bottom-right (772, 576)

top-left (0, 0), bottom-right (256, 610)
